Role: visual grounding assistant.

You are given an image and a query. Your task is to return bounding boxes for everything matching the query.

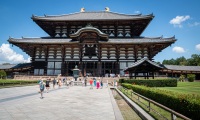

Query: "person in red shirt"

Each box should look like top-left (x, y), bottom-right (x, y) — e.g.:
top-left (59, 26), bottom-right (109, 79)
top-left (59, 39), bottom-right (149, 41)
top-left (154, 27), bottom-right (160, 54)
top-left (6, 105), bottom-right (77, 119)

top-left (89, 78), bottom-right (93, 89)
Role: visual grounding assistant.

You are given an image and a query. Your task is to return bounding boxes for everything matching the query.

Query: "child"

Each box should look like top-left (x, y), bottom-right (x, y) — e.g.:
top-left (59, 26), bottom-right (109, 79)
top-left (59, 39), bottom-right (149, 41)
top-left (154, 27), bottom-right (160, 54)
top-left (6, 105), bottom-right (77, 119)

top-left (89, 78), bottom-right (93, 89)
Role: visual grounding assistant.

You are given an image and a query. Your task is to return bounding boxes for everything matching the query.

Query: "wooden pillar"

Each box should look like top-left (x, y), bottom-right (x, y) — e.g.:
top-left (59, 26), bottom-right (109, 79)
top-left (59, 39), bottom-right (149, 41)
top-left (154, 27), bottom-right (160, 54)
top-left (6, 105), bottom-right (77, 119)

top-left (93, 62), bottom-right (95, 76)
top-left (44, 46), bottom-right (48, 75)
top-left (103, 62), bottom-right (105, 76)
top-left (97, 62), bottom-right (102, 77)
top-left (31, 46), bottom-right (36, 75)
top-left (134, 46), bottom-right (137, 62)
top-left (134, 72), bottom-right (136, 79)
top-left (152, 72), bottom-right (154, 79)
top-left (65, 62), bottom-right (69, 76)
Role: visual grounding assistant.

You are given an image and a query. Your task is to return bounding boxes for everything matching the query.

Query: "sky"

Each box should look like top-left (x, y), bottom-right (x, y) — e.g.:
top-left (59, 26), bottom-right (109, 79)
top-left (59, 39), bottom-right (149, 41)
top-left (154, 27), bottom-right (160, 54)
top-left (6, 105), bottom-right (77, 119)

top-left (0, 0), bottom-right (200, 64)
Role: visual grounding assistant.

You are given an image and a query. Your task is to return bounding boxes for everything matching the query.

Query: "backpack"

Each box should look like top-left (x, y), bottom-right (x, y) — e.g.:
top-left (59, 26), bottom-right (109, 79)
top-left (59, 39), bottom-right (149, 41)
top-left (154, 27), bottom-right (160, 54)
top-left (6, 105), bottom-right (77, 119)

top-left (40, 82), bottom-right (44, 89)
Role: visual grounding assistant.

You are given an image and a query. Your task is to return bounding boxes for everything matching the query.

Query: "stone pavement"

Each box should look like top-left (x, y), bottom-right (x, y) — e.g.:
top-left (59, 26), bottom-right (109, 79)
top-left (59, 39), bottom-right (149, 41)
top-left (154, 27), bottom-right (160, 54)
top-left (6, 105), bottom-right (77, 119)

top-left (0, 84), bottom-right (123, 120)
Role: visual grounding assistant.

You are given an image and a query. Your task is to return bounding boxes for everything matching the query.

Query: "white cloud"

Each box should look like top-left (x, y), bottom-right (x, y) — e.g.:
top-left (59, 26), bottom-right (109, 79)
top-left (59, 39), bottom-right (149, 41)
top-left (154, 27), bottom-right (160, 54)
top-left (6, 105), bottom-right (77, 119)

top-left (189, 22), bottom-right (200, 27)
top-left (196, 44), bottom-right (200, 51)
top-left (0, 43), bottom-right (30, 64)
top-left (172, 46), bottom-right (186, 53)
top-left (170, 15), bottom-right (190, 28)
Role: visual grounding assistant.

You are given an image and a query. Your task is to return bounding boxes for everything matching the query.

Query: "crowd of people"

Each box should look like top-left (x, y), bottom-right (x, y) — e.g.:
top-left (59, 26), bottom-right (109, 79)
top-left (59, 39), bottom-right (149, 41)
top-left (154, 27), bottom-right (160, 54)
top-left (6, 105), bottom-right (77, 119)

top-left (38, 76), bottom-right (110, 99)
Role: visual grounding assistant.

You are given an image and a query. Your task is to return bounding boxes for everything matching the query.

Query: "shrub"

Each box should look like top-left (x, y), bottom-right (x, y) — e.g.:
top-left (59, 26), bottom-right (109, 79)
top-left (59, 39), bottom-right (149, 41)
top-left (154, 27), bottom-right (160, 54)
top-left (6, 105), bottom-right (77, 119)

top-left (119, 78), bottom-right (177, 87)
top-left (187, 74), bottom-right (195, 82)
top-left (0, 70), bottom-right (7, 79)
top-left (121, 83), bottom-right (200, 120)
top-left (0, 80), bottom-right (38, 86)
top-left (179, 74), bottom-right (185, 82)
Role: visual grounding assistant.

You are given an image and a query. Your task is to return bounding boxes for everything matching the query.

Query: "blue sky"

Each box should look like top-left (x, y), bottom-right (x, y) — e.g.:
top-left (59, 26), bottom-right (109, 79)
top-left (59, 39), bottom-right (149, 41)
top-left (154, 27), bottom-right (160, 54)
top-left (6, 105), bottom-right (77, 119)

top-left (0, 0), bottom-right (200, 64)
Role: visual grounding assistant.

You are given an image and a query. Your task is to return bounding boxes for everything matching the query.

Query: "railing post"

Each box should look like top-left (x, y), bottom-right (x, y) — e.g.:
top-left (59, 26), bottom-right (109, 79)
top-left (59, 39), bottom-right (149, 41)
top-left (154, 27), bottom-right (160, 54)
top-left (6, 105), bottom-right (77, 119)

top-left (148, 101), bottom-right (150, 112)
top-left (171, 113), bottom-right (174, 120)
top-left (131, 92), bottom-right (132, 98)
top-left (171, 113), bottom-right (176, 120)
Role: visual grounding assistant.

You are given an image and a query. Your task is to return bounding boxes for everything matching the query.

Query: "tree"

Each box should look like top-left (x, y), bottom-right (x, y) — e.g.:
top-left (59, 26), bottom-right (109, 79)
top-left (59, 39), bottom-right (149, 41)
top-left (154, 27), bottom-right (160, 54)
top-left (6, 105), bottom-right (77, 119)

top-left (162, 54), bottom-right (200, 66)
top-left (187, 74), bottom-right (195, 82)
top-left (179, 74), bottom-right (185, 82)
top-left (176, 56), bottom-right (187, 65)
top-left (0, 70), bottom-right (7, 79)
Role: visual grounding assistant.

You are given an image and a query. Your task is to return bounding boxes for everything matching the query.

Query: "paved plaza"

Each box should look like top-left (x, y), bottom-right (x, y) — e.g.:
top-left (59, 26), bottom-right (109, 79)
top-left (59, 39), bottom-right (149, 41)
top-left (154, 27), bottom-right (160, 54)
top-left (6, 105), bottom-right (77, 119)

top-left (0, 84), bottom-right (123, 120)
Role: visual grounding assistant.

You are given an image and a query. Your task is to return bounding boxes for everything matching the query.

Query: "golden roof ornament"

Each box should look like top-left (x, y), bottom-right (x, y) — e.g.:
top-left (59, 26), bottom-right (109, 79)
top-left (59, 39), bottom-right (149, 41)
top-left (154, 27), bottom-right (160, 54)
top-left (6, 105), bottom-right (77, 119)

top-left (80, 8), bottom-right (85, 12)
top-left (105, 7), bottom-right (110, 12)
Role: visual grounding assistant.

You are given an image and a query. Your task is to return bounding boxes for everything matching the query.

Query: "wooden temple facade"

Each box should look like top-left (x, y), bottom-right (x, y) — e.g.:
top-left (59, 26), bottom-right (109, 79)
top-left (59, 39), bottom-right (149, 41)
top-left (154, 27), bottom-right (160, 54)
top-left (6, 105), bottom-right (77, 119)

top-left (8, 8), bottom-right (176, 76)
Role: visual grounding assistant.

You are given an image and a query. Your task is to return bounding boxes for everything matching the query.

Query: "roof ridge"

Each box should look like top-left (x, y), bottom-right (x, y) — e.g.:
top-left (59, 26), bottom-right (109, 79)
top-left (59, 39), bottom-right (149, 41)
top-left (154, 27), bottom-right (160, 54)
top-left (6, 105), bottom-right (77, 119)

top-left (32, 11), bottom-right (153, 18)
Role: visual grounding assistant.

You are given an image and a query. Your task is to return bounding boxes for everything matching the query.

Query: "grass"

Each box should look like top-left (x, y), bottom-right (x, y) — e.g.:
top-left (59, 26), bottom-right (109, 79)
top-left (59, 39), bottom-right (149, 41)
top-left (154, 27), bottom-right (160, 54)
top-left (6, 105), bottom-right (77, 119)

top-left (157, 82), bottom-right (200, 96)
top-left (112, 89), bottom-right (142, 120)
top-left (119, 82), bottom-right (200, 119)
top-left (119, 88), bottom-right (184, 120)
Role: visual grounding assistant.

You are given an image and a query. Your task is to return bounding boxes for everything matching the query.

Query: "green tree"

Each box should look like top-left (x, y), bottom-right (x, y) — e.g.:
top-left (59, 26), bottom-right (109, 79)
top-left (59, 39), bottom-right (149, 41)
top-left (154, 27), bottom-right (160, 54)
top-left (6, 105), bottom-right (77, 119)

top-left (179, 74), bottom-right (185, 82)
top-left (187, 74), bottom-right (195, 82)
top-left (176, 56), bottom-right (187, 65)
top-left (0, 70), bottom-right (7, 79)
top-left (162, 54), bottom-right (200, 66)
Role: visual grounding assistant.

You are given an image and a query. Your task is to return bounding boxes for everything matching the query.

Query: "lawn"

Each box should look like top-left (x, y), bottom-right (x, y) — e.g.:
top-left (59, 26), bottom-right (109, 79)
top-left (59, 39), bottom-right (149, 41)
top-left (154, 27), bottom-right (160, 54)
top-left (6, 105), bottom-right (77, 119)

top-left (157, 82), bottom-right (200, 96)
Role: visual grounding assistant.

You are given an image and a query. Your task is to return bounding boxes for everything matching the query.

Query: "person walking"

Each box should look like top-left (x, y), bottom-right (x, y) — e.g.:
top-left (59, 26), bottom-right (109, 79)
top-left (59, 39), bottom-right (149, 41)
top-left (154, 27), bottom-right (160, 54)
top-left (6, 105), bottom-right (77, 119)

top-left (39, 80), bottom-right (45, 99)
top-left (96, 80), bottom-right (100, 89)
top-left (53, 77), bottom-right (56, 89)
top-left (84, 77), bottom-right (87, 87)
top-left (106, 79), bottom-right (109, 88)
top-left (89, 78), bottom-right (93, 89)
top-left (58, 78), bottom-right (62, 88)
top-left (93, 78), bottom-right (96, 87)
top-left (100, 80), bottom-right (103, 89)
top-left (66, 79), bottom-right (70, 88)
top-left (46, 77), bottom-right (51, 93)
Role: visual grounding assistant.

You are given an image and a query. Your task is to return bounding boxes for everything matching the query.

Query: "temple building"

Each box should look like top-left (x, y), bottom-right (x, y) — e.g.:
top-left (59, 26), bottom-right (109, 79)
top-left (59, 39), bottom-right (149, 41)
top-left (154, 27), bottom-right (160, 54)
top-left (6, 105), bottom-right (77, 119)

top-left (8, 8), bottom-right (176, 77)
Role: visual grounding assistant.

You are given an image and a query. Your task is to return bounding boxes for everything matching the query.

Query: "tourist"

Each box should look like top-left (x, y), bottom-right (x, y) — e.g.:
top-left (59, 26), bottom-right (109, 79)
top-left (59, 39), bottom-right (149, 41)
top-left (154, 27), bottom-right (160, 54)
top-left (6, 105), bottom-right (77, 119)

top-left (52, 77), bottom-right (56, 89)
top-left (106, 79), bottom-right (109, 88)
top-left (100, 80), bottom-right (103, 89)
top-left (84, 77), bottom-right (87, 87)
top-left (71, 78), bottom-right (74, 86)
top-left (89, 78), bottom-right (93, 89)
top-left (58, 78), bottom-right (62, 88)
top-left (63, 77), bottom-right (66, 84)
top-left (66, 79), bottom-right (70, 88)
top-left (46, 77), bottom-right (51, 93)
top-left (96, 80), bottom-right (100, 89)
top-left (56, 78), bottom-right (58, 85)
top-left (39, 80), bottom-right (45, 99)
top-left (93, 78), bottom-right (96, 87)
top-left (38, 77), bottom-right (42, 88)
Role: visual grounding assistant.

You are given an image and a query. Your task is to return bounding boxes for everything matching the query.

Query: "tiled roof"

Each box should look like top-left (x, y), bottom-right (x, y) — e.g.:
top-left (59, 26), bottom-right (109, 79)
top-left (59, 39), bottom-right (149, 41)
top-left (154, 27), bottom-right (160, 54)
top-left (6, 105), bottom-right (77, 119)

top-left (32, 11), bottom-right (154, 21)
top-left (105, 36), bottom-right (176, 44)
top-left (0, 64), bottom-right (16, 69)
top-left (163, 65), bottom-right (200, 72)
top-left (11, 63), bottom-right (31, 69)
top-left (8, 36), bottom-right (176, 44)
top-left (0, 63), bottom-right (31, 70)
top-left (124, 58), bottom-right (163, 71)
top-left (8, 37), bottom-right (74, 44)
top-left (70, 26), bottom-right (108, 39)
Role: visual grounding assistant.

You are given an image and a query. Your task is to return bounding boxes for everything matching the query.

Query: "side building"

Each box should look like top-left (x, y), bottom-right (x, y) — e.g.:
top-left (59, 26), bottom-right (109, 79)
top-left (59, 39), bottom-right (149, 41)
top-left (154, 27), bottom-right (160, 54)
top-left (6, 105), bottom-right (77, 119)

top-left (8, 8), bottom-right (176, 77)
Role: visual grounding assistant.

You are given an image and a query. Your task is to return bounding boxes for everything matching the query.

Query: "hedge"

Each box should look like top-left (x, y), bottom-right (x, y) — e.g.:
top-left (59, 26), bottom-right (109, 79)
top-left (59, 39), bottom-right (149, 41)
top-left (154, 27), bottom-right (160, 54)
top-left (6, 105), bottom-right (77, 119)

top-left (122, 83), bottom-right (200, 120)
top-left (119, 78), bottom-right (177, 87)
top-left (0, 80), bottom-right (38, 86)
